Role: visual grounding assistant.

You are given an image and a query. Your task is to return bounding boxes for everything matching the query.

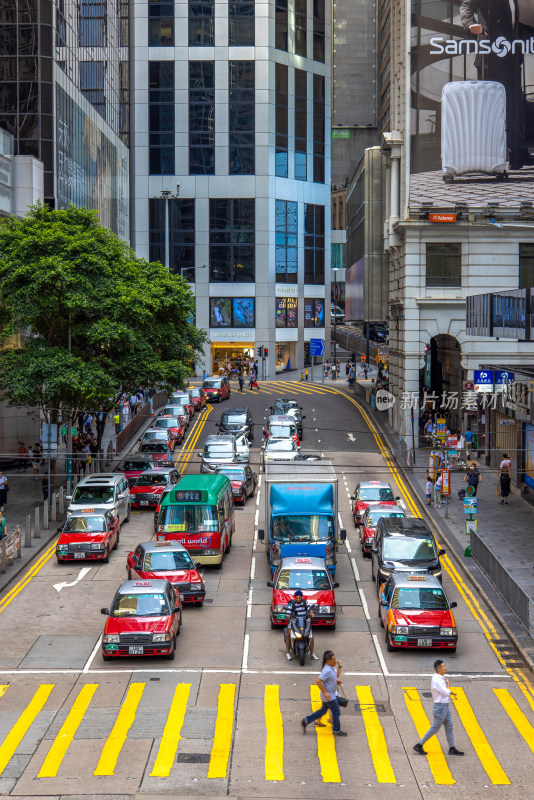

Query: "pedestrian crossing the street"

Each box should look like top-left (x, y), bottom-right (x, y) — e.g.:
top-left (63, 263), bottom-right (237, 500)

top-left (0, 680), bottom-right (532, 787)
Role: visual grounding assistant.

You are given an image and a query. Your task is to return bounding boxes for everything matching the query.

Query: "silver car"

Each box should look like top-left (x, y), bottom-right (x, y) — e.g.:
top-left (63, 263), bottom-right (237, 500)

top-left (262, 437), bottom-right (300, 463)
top-left (200, 435), bottom-right (238, 473)
top-left (66, 473), bottom-right (131, 524)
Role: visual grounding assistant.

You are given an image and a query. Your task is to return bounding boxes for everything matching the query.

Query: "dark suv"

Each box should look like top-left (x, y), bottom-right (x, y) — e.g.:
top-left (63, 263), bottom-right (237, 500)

top-left (371, 517), bottom-right (445, 594)
top-left (216, 407), bottom-right (254, 441)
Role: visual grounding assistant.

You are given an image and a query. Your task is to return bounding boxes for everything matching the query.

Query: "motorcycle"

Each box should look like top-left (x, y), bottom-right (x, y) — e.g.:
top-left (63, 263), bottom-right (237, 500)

top-left (285, 609), bottom-right (314, 666)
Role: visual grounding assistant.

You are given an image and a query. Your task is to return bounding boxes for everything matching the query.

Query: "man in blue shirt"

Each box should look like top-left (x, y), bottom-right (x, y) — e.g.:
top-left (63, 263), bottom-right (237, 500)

top-left (301, 650), bottom-right (347, 736)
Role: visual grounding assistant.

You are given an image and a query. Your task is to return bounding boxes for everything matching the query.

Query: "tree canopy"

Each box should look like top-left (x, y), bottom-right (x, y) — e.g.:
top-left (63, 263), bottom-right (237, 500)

top-left (0, 204), bottom-right (205, 423)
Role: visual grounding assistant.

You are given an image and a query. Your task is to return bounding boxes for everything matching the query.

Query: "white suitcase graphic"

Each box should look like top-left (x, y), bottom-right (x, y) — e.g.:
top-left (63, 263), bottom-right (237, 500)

top-left (441, 81), bottom-right (507, 182)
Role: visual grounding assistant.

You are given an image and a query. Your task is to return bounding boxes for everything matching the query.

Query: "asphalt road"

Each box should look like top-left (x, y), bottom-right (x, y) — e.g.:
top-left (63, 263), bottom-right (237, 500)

top-left (0, 378), bottom-right (533, 800)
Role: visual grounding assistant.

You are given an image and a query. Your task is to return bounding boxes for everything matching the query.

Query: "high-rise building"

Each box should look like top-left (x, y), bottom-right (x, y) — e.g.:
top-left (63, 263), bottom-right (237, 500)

top-left (130, 0), bottom-right (331, 376)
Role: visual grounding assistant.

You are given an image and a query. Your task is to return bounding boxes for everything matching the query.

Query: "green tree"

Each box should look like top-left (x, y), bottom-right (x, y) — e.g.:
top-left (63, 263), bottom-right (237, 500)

top-left (0, 203), bottom-right (205, 454)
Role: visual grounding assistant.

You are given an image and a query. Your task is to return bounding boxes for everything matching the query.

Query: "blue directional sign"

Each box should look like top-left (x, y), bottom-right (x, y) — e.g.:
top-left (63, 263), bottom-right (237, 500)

top-left (309, 338), bottom-right (325, 357)
top-left (474, 370), bottom-right (494, 393)
top-left (495, 370), bottom-right (514, 391)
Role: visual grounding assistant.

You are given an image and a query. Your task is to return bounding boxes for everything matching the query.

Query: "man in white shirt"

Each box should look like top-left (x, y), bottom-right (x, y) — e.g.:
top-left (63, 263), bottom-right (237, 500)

top-left (413, 660), bottom-right (464, 756)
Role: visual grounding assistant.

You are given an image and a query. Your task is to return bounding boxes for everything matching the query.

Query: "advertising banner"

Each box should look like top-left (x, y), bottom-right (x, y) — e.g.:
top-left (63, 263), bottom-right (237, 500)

top-left (410, 0), bottom-right (534, 205)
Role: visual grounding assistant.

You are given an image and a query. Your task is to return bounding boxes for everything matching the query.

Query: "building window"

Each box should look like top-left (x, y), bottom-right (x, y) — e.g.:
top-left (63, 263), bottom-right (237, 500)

top-left (189, 61), bottom-right (215, 175)
top-left (56, 0), bottom-right (66, 46)
top-left (229, 61), bottom-right (255, 174)
top-left (210, 297), bottom-right (255, 327)
top-left (313, 0), bottom-right (325, 62)
top-left (519, 244), bottom-right (534, 288)
top-left (80, 61), bottom-right (106, 120)
top-left (304, 299), bottom-right (325, 327)
top-left (210, 198), bottom-right (255, 282)
top-left (78, 0), bottom-right (106, 46)
top-left (275, 63), bottom-right (288, 178)
top-left (149, 198), bottom-right (195, 281)
top-left (275, 0), bottom-right (288, 51)
top-left (275, 199), bottom-right (297, 283)
top-left (295, 0), bottom-right (307, 56)
top-left (229, 0), bottom-right (254, 46)
top-left (295, 69), bottom-right (307, 181)
top-left (426, 243), bottom-right (461, 287)
top-left (189, 0), bottom-right (214, 45)
top-left (276, 297), bottom-right (298, 327)
top-left (148, 0), bottom-right (174, 46)
top-left (313, 74), bottom-right (324, 183)
top-left (304, 204), bottom-right (325, 284)
top-left (149, 61), bottom-right (175, 175)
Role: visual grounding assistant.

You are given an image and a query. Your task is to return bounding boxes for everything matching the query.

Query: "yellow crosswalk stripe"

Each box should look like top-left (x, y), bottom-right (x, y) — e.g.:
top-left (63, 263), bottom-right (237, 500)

top-left (402, 688), bottom-right (455, 785)
top-left (0, 685), bottom-right (8, 700)
top-left (309, 685), bottom-right (341, 783)
top-left (494, 688), bottom-right (534, 755)
top-left (355, 686), bottom-right (395, 783)
top-left (38, 683), bottom-right (98, 778)
top-left (207, 683), bottom-right (236, 779)
top-left (150, 683), bottom-right (191, 777)
top-left (264, 685), bottom-right (284, 781)
top-left (94, 682), bottom-right (144, 776)
top-left (451, 687), bottom-right (510, 784)
top-left (0, 684), bottom-right (55, 777)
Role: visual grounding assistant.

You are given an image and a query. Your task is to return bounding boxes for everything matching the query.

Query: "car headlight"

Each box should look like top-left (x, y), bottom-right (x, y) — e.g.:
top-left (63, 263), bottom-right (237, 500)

top-left (202, 548), bottom-right (220, 555)
top-left (91, 543), bottom-right (104, 550)
top-left (103, 634), bottom-right (120, 644)
top-left (66, 511), bottom-right (72, 518)
top-left (153, 632), bottom-right (172, 643)
top-left (440, 627), bottom-right (456, 637)
top-left (391, 626), bottom-right (409, 635)
top-left (57, 544), bottom-right (68, 550)
top-left (318, 605), bottom-right (335, 614)
top-left (293, 631), bottom-right (303, 639)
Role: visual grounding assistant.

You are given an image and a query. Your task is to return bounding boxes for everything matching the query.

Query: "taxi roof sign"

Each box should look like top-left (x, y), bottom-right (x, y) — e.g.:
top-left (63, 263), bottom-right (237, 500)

top-left (155, 541), bottom-right (173, 547)
top-left (408, 575), bottom-right (426, 581)
top-left (81, 508), bottom-right (95, 512)
top-left (134, 581), bottom-right (152, 586)
top-left (295, 557), bottom-right (312, 563)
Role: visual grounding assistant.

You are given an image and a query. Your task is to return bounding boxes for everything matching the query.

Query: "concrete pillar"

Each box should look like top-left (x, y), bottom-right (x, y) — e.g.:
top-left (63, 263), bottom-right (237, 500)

top-left (42, 501), bottom-right (49, 530)
top-left (58, 486), bottom-right (64, 515)
top-left (25, 514), bottom-right (32, 547)
top-left (34, 506), bottom-right (41, 539)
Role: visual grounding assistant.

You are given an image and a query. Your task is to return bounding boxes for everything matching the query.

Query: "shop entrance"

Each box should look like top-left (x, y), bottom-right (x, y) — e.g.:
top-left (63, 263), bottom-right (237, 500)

top-left (428, 334), bottom-right (463, 430)
top-left (210, 344), bottom-right (254, 376)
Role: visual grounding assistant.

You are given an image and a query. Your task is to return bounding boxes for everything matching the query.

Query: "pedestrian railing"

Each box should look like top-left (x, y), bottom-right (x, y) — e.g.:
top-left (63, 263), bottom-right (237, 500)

top-left (0, 527), bottom-right (21, 573)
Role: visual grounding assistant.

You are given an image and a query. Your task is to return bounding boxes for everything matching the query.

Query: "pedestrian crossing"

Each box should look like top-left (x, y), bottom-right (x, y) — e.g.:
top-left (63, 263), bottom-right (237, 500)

top-left (0, 681), bottom-right (532, 786)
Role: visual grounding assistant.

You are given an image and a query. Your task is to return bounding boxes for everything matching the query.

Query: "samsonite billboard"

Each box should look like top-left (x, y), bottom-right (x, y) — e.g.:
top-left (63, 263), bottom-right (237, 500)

top-left (410, 0), bottom-right (534, 203)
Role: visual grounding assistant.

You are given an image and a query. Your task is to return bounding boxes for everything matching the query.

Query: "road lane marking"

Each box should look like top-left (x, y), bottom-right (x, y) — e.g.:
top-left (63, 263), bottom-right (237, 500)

top-left (309, 684), bottom-right (341, 782)
top-left (358, 587), bottom-right (370, 620)
top-left (250, 556), bottom-right (256, 580)
top-left (242, 633), bottom-right (250, 671)
top-left (0, 685), bottom-right (8, 699)
top-left (247, 587), bottom-right (253, 618)
top-left (264, 685), bottom-right (284, 781)
top-left (0, 542), bottom-right (57, 614)
top-left (402, 687), bottom-right (455, 785)
top-left (208, 683), bottom-right (236, 778)
top-left (83, 635), bottom-right (103, 673)
top-left (53, 566), bottom-right (91, 593)
top-left (355, 686), bottom-right (395, 783)
top-left (494, 688), bottom-right (534, 755)
top-left (150, 683), bottom-right (191, 777)
top-left (371, 633), bottom-right (389, 676)
top-left (0, 684), bottom-right (55, 777)
top-left (451, 687), bottom-right (510, 784)
top-left (351, 557), bottom-right (360, 582)
top-left (38, 684), bottom-right (98, 778)
top-left (94, 682), bottom-right (145, 776)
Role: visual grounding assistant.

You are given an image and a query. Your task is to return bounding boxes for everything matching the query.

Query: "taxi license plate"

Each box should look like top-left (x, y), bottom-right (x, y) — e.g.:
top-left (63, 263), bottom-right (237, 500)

top-left (417, 638), bottom-right (432, 647)
top-left (129, 646), bottom-right (144, 655)
top-left (140, 500), bottom-right (149, 506)
top-left (74, 552), bottom-right (85, 559)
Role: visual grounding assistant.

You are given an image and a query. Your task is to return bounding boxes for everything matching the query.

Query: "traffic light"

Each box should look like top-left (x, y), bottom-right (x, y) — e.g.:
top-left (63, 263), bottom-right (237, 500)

top-left (257, 346), bottom-right (263, 358)
top-left (264, 348), bottom-right (268, 357)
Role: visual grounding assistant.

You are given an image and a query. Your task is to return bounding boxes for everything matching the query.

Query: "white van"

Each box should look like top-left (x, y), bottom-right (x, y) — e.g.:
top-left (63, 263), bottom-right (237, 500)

top-left (66, 473), bottom-right (131, 524)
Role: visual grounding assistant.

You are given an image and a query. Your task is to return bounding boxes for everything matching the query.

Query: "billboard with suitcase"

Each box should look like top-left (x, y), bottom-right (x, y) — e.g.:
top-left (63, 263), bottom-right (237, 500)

top-left (410, 0), bottom-right (534, 203)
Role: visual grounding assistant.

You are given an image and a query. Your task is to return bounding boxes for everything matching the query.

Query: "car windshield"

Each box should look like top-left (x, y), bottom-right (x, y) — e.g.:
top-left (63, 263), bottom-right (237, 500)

top-left (276, 569), bottom-right (330, 590)
top-left (155, 419), bottom-right (179, 429)
top-left (205, 444), bottom-right (233, 456)
top-left (218, 469), bottom-right (246, 481)
top-left (286, 409), bottom-right (302, 422)
top-left (203, 380), bottom-right (221, 389)
top-left (143, 551), bottom-right (194, 571)
top-left (63, 515), bottom-right (106, 532)
top-left (272, 514), bottom-right (334, 542)
top-left (120, 459), bottom-right (151, 471)
top-left (163, 406), bottom-right (186, 416)
top-left (270, 425), bottom-right (295, 437)
top-left (267, 439), bottom-right (296, 451)
top-left (359, 486), bottom-right (395, 501)
top-left (222, 413), bottom-right (247, 424)
top-left (72, 486), bottom-right (114, 503)
top-left (391, 587), bottom-right (449, 610)
top-left (135, 473), bottom-right (170, 486)
top-left (111, 593), bottom-right (170, 617)
top-left (173, 395), bottom-right (189, 402)
top-left (141, 443), bottom-right (168, 453)
top-left (366, 510), bottom-right (405, 526)
top-left (382, 537), bottom-right (438, 561)
top-left (192, 389), bottom-right (202, 397)
top-left (143, 431), bottom-right (166, 440)
top-left (160, 504), bottom-right (219, 532)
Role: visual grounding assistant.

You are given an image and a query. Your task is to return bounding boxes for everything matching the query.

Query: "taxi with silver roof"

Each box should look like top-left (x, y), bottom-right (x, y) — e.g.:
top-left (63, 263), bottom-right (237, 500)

top-left (126, 541), bottom-right (205, 606)
top-left (359, 503), bottom-right (405, 556)
top-left (101, 578), bottom-right (182, 661)
top-left (56, 510), bottom-right (120, 563)
top-left (378, 572), bottom-right (458, 652)
top-left (351, 480), bottom-right (399, 525)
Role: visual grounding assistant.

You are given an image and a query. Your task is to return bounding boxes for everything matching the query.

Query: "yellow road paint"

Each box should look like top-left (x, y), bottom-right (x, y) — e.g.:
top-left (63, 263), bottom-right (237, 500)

top-left (150, 683), bottom-right (191, 777)
top-left (355, 686), bottom-right (395, 783)
top-left (38, 684), bottom-right (98, 778)
top-left (175, 405), bottom-right (213, 473)
top-left (264, 685), bottom-right (284, 781)
top-left (402, 688), bottom-right (455, 785)
top-left (309, 685), bottom-right (341, 783)
top-left (0, 685), bottom-right (8, 700)
top-left (0, 541), bottom-right (57, 615)
top-left (94, 682), bottom-right (144, 776)
top-left (207, 683), bottom-right (236, 779)
top-left (494, 688), bottom-right (534, 755)
top-left (0, 684), bottom-right (55, 777)
top-left (451, 687), bottom-right (509, 784)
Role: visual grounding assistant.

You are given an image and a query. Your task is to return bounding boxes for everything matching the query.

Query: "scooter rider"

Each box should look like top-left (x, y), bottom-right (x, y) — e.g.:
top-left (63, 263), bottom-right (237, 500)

top-left (285, 589), bottom-right (318, 661)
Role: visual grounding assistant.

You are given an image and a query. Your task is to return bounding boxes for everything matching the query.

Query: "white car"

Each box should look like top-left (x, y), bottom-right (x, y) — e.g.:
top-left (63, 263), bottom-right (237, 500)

top-left (262, 437), bottom-right (300, 463)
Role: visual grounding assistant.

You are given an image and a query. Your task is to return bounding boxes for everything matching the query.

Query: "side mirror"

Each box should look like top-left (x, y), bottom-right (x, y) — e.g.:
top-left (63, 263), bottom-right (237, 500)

top-left (172, 606), bottom-right (181, 614)
top-left (371, 547), bottom-right (378, 554)
top-left (333, 582), bottom-right (340, 589)
top-left (439, 548), bottom-right (446, 556)
top-left (258, 529), bottom-right (265, 541)
top-left (193, 561), bottom-right (201, 568)
top-left (66, 495), bottom-right (72, 502)
top-left (450, 601), bottom-right (458, 609)
top-left (56, 527), bottom-right (62, 533)
top-left (100, 608), bottom-right (109, 615)
top-left (267, 581), bottom-right (275, 587)
top-left (380, 599), bottom-right (388, 607)
top-left (340, 529), bottom-right (347, 542)
top-left (395, 496), bottom-right (401, 500)
top-left (302, 415), bottom-right (306, 419)
top-left (215, 422), bottom-right (219, 427)
top-left (350, 495), bottom-right (355, 501)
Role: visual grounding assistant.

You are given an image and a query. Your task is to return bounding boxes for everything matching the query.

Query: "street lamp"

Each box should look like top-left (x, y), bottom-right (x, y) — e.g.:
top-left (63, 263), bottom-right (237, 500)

top-left (332, 267), bottom-right (344, 373)
top-left (179, 263), bottom-right (208, 283)
top-left (159, 186), bottom-right (180, 270)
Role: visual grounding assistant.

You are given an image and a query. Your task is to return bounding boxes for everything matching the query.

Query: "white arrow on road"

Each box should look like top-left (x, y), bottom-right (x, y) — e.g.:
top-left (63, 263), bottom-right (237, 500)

top-left (53, 566), bottom-right (92, 593)
top-left (347, 433), bottom-right (357, 442)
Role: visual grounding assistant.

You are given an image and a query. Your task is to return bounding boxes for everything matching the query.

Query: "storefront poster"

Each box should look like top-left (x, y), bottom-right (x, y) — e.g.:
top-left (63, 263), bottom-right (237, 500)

top-left (525, 424), bottom-right (534, 489)
top-left (210, 298), bottom-right (232, 327)
top-left (276, 298), bottom-right (298, 328)
top-left (304, 299), bottom-right (325, 328)
top-left (232, 298), bottom-right (255, 328)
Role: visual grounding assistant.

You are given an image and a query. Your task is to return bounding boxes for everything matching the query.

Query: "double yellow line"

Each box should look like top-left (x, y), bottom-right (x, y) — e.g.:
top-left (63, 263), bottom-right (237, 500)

top-left (0, 540), bottom-right (57, 615)
top-left (174, 404), bottom-right (213, 474)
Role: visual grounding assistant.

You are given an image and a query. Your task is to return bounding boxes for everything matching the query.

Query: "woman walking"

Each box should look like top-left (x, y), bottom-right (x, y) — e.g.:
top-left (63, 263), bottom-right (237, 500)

top-left (498, 461), bottom-right (511, 505)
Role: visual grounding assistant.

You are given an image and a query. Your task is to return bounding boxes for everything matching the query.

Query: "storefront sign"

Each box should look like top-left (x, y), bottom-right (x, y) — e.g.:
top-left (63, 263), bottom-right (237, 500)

top-left (209, 330), bottom-right (255, 341)
top-left (494, 370), bottom-right (514, 392)
top-left (503, 380), bottom-right (529, 414)
top-left (474, 370), bottom-right (494, 393)
top-left (275, 285), bottom-right (298, 296)
top-left (332, 128), bottom-right (350, 139)
top-left (429, 213), bottom-right (456, 223)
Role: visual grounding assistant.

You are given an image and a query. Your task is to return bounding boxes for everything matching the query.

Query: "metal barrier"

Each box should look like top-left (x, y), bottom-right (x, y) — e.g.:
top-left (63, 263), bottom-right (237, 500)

top-left (115, 391), bottom-right (168, 454)
top-left (1, 527), bottom-right (21, 573)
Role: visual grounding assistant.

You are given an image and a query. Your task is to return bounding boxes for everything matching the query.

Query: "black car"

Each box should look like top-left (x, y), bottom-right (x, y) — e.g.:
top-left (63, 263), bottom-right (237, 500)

top-left (216, 407), bottom-right (254, 441)
top-left (371, 517), bottom-right (445, 595)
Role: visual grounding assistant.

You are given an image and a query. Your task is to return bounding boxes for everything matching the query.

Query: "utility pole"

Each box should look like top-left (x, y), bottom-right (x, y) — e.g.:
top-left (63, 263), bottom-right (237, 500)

top-left (66, 313), bottom-right (72, 494)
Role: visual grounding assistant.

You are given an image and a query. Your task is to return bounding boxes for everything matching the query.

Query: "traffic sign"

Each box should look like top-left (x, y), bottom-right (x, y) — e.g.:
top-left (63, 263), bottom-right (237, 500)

top-left (464, 381), bottom-right (474, 390)
top-left (465, 484), bottom-right (475, 496)
top-left (309, 338), bottom-right (325, 357)
top-left (494, 370), bottom-right (514, 392)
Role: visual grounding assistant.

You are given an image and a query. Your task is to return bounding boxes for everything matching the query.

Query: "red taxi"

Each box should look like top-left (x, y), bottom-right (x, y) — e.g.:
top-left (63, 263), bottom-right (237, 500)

top-left (191, 387), bottom-right (206, 410)
top-left (56, 510), bottom-right (119, 563)
top-left (202, 376), bottom-right (231, 402)
top-left (101, 579), bottom-right (181, 661)
top-left (153, 416), bottom-right (185, 448)
top-left (139, 438), bottom-right (173, 464)
top-left (116, 454), bottom-right (160, 487)
top-left (162, 404), bottom-right (190, 429)
top-left (126, 541), bottom-right (205, 605)
top-left (360, 504), bottom-right (405, 556)
top-left (171, 390), bottom-right (195, 418)
top-left (130, 468), bottom-right (180, 509)
top-left (379, 573), bottom-right (458, 652)
top-left (351, 480), bottom-right (399, 525)
top-left (267, 546), bottom-right (339, 629)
